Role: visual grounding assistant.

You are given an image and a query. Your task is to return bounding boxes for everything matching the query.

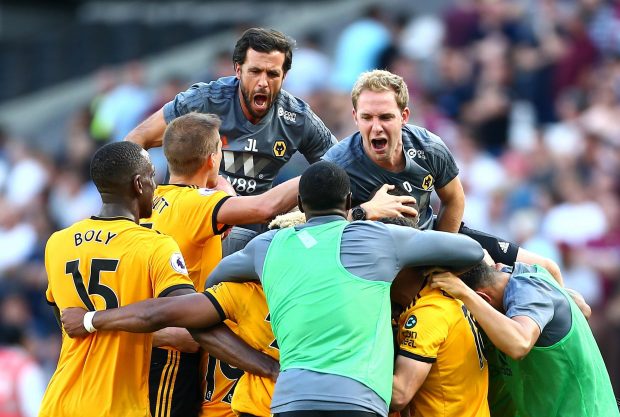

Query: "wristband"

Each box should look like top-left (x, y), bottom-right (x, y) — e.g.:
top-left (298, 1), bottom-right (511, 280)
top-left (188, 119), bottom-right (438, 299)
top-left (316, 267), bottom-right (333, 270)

top-left (83, 311), bottom-right (97, 333)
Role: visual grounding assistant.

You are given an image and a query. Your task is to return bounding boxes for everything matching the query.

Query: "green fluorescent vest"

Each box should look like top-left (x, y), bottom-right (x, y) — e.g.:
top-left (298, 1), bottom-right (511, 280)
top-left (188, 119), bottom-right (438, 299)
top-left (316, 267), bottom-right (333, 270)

top-left (504, 266), bottom-right (618, 417)
top-left (262, 220), bottom-right (393, 406)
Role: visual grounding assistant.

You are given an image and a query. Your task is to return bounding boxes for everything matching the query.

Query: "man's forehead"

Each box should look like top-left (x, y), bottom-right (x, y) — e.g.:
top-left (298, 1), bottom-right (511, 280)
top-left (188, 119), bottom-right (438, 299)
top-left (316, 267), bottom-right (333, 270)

top-left (244, 49), bottom-right (285, 68)
top-left (357, 90), bottom-right (401, 111)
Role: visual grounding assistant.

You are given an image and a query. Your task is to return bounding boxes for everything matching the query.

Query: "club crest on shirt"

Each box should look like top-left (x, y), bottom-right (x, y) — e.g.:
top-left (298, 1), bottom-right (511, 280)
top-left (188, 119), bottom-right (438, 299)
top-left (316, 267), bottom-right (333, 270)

top-left (422, 175), bottom-right (434, 190)
top-left (170, 252), bottom-right (188, 275)
top-left (273, 140), bottom-right (286, 157)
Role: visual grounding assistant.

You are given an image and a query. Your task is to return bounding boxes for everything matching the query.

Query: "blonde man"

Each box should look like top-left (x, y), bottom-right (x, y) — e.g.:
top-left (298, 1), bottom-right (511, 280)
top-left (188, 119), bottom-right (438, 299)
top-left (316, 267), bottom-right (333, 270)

top-left (322, 69), bottom-right (563, 282)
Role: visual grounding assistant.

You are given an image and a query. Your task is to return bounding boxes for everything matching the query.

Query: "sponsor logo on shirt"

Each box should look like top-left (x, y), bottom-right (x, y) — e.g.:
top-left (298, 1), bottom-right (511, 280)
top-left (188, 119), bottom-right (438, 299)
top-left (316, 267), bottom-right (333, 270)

top-left (404, 315), bottom-right (417, 329)
top-left (277, 106), bottom-right (297, 122)
top-left (407, 148), bottom-right (426, 160)
top-left (273, 140), bottom-right (287, 157)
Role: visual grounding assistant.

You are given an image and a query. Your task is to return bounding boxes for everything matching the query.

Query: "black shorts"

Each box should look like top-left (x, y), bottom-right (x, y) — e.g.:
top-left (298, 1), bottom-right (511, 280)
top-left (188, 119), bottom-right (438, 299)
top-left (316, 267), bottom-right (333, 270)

top-left (149, 347), bottom-right (202, 417)
top-left (458, 223), bottom-right (519, 266)
top-left (274, 412), bottom-right (380, 417)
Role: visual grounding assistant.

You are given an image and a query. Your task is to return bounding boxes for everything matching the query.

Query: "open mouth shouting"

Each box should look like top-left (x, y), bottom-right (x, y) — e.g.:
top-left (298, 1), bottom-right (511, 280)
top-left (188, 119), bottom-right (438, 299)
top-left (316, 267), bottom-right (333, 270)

top-left (252, 92), bottom-right (269, 113)
top-left (371, 138), bottom-right (388, 153)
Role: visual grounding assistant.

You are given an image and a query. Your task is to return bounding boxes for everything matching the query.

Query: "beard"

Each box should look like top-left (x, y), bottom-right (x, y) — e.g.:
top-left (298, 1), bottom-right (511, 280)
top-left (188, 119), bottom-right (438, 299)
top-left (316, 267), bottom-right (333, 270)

top-left (240, 83), bottom-right (274, 121)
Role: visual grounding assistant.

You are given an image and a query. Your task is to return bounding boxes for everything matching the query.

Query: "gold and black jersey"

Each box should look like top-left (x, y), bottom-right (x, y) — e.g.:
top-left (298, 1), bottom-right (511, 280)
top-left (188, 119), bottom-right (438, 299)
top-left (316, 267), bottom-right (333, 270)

top-left (40, 217), bottom-right (193, 417)
top-left (397, 284), bottom-right (489, 417)
top-left (203, 282), bottom-right (279, 417)
top-left (143, 185), bottom-right (231, 291)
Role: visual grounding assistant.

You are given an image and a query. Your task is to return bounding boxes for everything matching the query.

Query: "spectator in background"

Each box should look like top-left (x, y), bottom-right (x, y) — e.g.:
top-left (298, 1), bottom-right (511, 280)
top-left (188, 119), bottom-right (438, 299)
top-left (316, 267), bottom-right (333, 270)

top-left (330, 6), bottom-right (392, 92)
top-left (282, 32), bottom-right (331, 100)
top-left (90, 62), bottom-right (152, 143)
top-left (0, 198), bottom-right (38, 276)
top-left (0, 323), bottom-right (46, 417)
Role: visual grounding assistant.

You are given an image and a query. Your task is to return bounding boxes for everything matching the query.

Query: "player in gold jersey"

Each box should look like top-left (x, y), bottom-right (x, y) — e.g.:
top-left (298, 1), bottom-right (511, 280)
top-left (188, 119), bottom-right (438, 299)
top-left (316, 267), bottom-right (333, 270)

top-left (204, 282), bottom-right (278, 417)
top-left (197, 211), bottom-right (304, 417)
top-left (59, 212), bottom-right (307, 417)
top-left (40, 142), bottom-right (195, 417)
top-left (391, 272), bottom-right (490, 417)
top-left (145, 112), bottom-right (299, 417)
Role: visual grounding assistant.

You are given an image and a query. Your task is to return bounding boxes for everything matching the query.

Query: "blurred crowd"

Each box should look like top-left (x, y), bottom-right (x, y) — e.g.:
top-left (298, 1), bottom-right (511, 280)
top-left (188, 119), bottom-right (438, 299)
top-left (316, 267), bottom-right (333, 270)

top-left (0, 0), bottom-right (619, 401)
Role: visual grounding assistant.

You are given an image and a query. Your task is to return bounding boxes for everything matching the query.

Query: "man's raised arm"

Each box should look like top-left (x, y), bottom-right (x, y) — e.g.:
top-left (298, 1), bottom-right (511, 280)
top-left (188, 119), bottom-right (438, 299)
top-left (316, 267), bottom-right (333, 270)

top-left (125, 108), bottom-right (167, 149)
top-left (217, 177), bottom-right (300, 225)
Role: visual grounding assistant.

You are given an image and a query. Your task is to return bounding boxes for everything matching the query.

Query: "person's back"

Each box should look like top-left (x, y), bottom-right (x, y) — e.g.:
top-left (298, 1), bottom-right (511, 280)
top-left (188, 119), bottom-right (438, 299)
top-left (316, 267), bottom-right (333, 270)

top-left (40, 141), bottom-right (194, 417)
top-left (206, 161), bottom-right (485, 417)
top-left (40, 217), bottom-right (192, 417)
top-left (263, 219), bottom-right (394, 406)
top-left (502, 265), bottom-right (618, 417)
top-left (145, 185), bottom-right (229, 290)
top-left (204, 281), bottom-right (278, 417)
top-left (146, 186), bottom-right (234, 417)
top-left (396, 285), bottom-right (489, 417)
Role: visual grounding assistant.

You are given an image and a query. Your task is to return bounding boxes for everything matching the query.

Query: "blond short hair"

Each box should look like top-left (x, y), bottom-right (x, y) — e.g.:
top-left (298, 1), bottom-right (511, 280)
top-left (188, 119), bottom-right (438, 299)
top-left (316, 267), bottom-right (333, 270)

top-left (268, 209), bottom-right (306, 230)
top-left (351, 70), bottom-right (409, 111)
top-left (163, 112), bottom-right (221, 177)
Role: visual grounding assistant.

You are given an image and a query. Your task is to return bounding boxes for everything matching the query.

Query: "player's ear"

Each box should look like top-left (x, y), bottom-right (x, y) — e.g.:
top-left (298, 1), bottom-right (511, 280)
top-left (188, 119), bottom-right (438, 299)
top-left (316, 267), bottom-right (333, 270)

top-left (234, 63), bottom-right (241, 79)
top-left (402, 107), bottom-right (410, 124)
top-left (475, 290), bottom-right (492, 304)
top-left (352, 108), bottom-right (358, 125)
top-left (132, 174), bottom-right (143, 196)
top-left (345, 192), bottom-right (352, 211)
top-left (297, 195), bottom-right (305, 213)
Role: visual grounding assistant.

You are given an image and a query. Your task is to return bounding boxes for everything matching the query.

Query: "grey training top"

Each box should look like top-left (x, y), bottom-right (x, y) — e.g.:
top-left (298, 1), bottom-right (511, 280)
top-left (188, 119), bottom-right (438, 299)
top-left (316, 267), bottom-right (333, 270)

top-left (163, 76), bottom-right (336, 196)
top-left (504, 263), bottom-right (572, 346)
top-left (322, 124), bottom-right (459, 230)
top-left (206, 215), bottom-right (484, 415)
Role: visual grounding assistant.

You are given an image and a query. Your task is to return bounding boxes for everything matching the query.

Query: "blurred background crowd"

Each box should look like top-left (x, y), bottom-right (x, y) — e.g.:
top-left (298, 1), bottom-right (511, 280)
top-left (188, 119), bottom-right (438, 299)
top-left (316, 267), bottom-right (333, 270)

top-left (0, 0), bottom-right (618, 407)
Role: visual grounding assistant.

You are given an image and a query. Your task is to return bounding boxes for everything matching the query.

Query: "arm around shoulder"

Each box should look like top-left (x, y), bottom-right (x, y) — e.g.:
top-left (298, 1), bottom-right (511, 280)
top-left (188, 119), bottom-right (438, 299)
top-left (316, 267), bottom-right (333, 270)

top-left (457, 288), bottom-right (540, 360)
top-left (397, 228), bottom-right (484, 271)
top-left (191, 324), bottom-right (279, 380)
top-left (216, 177), bottom-right (299, 225)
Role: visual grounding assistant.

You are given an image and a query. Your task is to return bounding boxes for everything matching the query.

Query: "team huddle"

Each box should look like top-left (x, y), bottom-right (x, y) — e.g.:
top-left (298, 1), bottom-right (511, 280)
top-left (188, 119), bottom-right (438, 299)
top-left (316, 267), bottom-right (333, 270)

top-left (40, 28), bottom-right (618, 417)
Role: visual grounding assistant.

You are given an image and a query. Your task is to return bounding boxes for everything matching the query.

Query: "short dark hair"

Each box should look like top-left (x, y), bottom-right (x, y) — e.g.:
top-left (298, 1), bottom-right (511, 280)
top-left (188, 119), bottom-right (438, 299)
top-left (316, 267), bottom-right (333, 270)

top-left (164, 113), bottom-right (221, 177)
top-left (459, 262), bottom-right (498, 290)
top-left (90, 142), bottom-right (150, 194)
top-left (299, 161), bottom-right (350, 211)
top-left (233, 28), bottom-right (295, 73)
top-left (378, 216), bottom-right (419, 229)
top-left (370, 184), bottom-right (419, 224)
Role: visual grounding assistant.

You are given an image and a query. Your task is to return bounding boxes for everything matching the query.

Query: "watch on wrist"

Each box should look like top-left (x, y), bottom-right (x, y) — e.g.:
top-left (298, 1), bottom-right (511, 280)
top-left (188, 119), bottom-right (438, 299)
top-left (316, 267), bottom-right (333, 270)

top-left (351, 206), bottom-right (367, 221)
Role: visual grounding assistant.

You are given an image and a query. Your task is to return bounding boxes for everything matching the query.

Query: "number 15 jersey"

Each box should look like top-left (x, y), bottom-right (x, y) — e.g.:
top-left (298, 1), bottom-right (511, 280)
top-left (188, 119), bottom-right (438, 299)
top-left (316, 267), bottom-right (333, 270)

top-left (41, 217), bottom-right (194, 417)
